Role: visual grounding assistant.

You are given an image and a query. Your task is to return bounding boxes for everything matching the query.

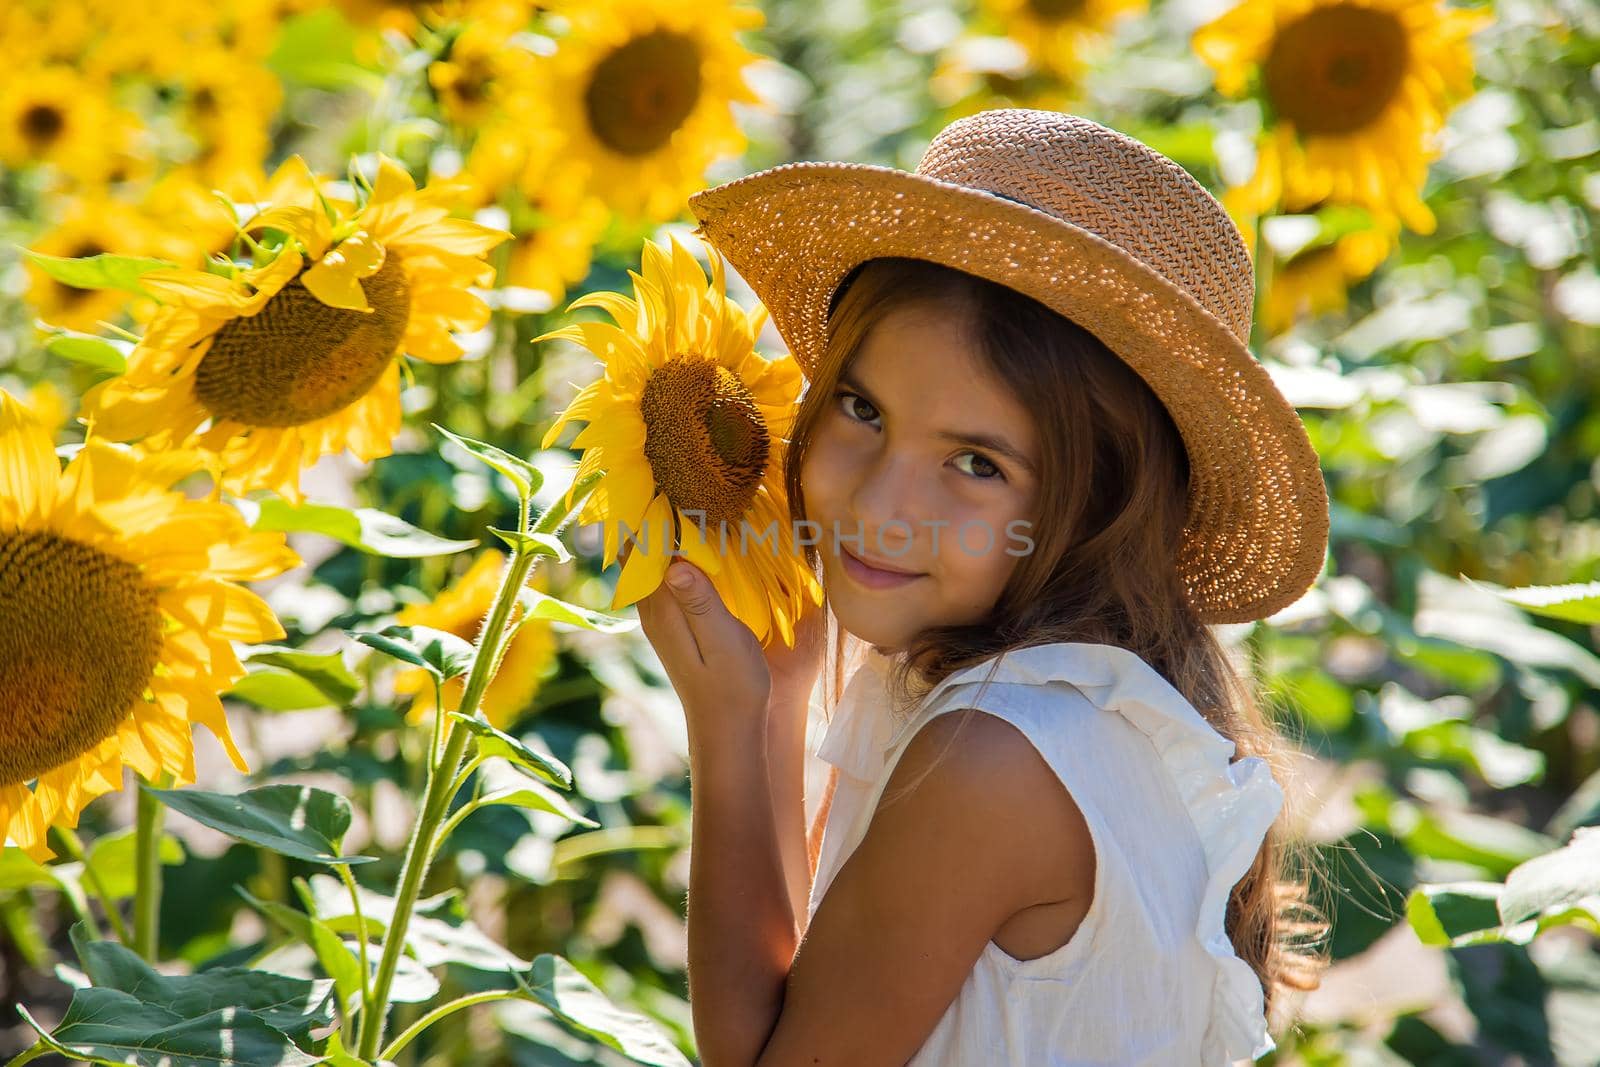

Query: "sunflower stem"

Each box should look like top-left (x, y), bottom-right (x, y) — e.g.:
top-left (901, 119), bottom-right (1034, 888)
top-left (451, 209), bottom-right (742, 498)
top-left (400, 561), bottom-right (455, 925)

top-left (357, 469), bottom-right (604, 1059)
top-left (132, 778), bottom-right (168, 962)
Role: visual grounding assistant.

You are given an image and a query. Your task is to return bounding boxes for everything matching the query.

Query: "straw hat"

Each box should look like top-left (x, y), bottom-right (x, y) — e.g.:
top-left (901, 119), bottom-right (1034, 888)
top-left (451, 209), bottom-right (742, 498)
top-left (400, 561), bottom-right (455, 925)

top-left (686, 108), bottom-right (1329, 626)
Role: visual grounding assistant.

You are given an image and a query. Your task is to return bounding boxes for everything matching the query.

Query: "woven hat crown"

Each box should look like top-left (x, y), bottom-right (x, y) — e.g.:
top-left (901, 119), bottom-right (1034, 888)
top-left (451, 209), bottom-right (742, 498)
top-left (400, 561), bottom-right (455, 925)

top-left (914, 111), bottom-right (1256, 344)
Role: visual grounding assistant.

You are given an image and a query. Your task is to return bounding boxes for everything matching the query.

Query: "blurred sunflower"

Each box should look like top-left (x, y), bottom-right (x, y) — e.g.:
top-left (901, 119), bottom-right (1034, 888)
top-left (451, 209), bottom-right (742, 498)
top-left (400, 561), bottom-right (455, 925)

top-left (979, 0), bottom-right (1147, 82)
top-left (540, 0), bottom-right (765, 222)
top-left (1193, 0), bottom-right (1491, 234)
top-left (1263, 223), bottom-right (1397, 333)
top-left (930, 36), bottom-right (1079, 118)
top-left (78, 154), bottom-right (510, 503)
top-left (536, 235), bottom-right (822, 647)
top-left (392, 550), bottom-right (559, 729)
top-left (0, 390), bottom-right (300, 861)
top-left (176, 47), bottom-right (283, 189)
top-left (24, 194), bottom-right (161, 332)
top-left (428, 10), bottom-right (540, 130)
top-left (0, 65), bottom-right (142, 187)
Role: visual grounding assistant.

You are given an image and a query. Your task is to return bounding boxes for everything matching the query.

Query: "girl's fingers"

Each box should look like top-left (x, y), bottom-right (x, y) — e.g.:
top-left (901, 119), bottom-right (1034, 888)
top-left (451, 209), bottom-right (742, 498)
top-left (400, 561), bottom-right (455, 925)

top-left (663, 562), bottom-right (757, 666)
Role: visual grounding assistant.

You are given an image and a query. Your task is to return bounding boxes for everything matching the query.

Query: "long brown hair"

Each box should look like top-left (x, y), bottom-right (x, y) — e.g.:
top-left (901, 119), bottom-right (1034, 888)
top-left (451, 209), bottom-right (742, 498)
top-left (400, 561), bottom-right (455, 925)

top-left (786, 256), bottom-right (1330, 1026)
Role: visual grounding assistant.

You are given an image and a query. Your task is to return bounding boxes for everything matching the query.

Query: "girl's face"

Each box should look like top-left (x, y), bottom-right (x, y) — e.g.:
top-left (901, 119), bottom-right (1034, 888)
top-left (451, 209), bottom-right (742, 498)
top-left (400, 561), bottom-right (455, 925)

top-left (799, 302), bottom-right (1041, 652)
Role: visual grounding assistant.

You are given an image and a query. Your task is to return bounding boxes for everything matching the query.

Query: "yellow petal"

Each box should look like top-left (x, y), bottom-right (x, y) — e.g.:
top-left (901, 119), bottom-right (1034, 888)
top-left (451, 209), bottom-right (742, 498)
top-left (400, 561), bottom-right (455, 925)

top-left (0, 388), bottom-right (61, 527)
top-left (301, 232), bottom-right (386, 311)
top-left (612, 493), bottom-right (674, 607)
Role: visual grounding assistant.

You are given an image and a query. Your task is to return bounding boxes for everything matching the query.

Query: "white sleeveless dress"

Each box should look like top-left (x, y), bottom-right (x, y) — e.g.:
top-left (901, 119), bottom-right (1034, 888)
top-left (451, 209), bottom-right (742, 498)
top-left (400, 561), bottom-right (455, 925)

top-left (805, 641), bottom-right (1284, 1066)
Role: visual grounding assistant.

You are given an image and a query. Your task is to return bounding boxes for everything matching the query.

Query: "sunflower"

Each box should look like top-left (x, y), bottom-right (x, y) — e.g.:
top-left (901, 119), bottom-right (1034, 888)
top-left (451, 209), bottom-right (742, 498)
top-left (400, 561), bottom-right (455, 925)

top-left (175, 47), bottom-right (283, 190)
top-left (78, 154), bottom-right (510, 503)
top-left (24, 194), bottom-right (161, 332)
top-left (1193, 0), bottom-right (1492, 234)
top-left (930, 35), bottom-right (1081, 119)
top-left (979, 0), bottom-right (1147, 82)
top-left (536, 235), bottom-right (822, 647)
top-left (391, 550), bottom-right (559, 729)
top-left (0, 390), bottom-right (300, 861)
top-left (428, 10), bottom-right (540, 131)
top-left (0, 64), bottom-right (142, 188)
top-left (539, 0), bottom-right (765, 223)
top-left (1262, 222), bottom-right (1397, 333)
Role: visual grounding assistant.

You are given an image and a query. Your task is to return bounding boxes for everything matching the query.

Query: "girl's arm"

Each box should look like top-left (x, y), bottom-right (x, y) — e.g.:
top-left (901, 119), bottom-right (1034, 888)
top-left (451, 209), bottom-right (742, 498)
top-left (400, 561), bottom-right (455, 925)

top-left (639, 563), bottom-right (1088, 1066)
top-left (766, 693), bottom-right (813, 934)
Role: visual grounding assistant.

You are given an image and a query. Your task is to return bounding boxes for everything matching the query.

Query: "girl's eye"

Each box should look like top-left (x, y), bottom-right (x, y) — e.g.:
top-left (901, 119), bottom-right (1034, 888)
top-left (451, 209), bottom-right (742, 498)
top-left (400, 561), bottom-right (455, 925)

top-left (953, 451), bottom-right (1004, 481)
top-left (835, 389), bottom-right (879, 424)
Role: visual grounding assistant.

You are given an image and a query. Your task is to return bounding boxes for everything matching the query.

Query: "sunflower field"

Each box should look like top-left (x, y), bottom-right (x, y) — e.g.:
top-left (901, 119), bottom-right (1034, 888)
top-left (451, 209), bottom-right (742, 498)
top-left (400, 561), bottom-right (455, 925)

top-left (0, 0), bottom-right (1597, 1062)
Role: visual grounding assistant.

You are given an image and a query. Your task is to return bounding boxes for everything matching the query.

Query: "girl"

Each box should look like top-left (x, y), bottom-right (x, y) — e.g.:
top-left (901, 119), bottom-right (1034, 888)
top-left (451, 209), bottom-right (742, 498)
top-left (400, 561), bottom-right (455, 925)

top-left (634, 109), bottom-right (1331, 1066)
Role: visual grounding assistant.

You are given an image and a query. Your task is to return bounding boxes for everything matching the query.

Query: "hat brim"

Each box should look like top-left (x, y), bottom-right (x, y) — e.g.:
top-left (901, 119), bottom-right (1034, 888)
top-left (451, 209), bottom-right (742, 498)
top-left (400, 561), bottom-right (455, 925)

top-left (688, 161), bottom-right (1329, 625)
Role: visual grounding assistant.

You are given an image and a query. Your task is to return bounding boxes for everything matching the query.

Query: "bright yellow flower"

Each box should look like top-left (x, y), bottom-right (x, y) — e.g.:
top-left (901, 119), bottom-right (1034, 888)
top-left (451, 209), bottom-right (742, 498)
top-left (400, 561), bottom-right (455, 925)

top-left (537, 235), bottom-right (823, 647)
top-left (427, 9), bottom-right (541, 130)
top-left (392, 550), bottom-right (559, 730)
top-left (979, 0), bottom-right (1147, 82)
top-left (1194, 0), bottom-right (1492, 234)
top-left (24, 194), bottom-right (161, 332)
top-left (0, 390), bottom-right (300, 860)
top-left (1262, 222), bottom-right (1397, 334)
top-left (539, 0), bottom-right (766, 222)
top-left (78, 155), bottom-right (511, 504)
top-left (0, 64), bottom-right (142, 188)
top-left (175, 48), bottom-right (283, 190)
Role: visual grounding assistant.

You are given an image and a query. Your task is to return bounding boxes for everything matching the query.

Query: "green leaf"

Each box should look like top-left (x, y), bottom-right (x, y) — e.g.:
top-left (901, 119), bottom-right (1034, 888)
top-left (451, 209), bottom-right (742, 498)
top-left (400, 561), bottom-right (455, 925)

top-left (305, 874), bottom-right (528, 972)
top-left (352, 624), bottom-right (475, 682)
top-left (84, 828), bottom-right (184, 901)
top-left (0, 848), bottom-right (91, 920)
top-left (471, 762), bottom-right (598, 828)
top-left (487, 527), bottom-right (571, 563)
top-left (265, 6), bottom-right (382, 92)
top-left (1488, 580), bottom-right (1600, 625)
top-left (435, 424), bottom-right (544, 501)
top-left (227, 668), bottom-right (341, 711)
top-left (44, 329), bottom-right (129, 374)
top-left (22, 249), bottom-right (179, 299)
top-left (18, 990), bottom-right (322, 1067)
top-left (242, 645), bottom-right (361, 705)
top-left (512, 954), bottom-right (691, 1067)
top-left (1500, 827), bottom-right (1600, 926)
top-left (146, 784), bottom-right (372, 866)
top-left (1406, 882), bottom-right (1505, 946)
top-left (237, 887), bottom-right (365, 1014)
top-left (242, 497), bottom-right (477, 558)
top-left (515, 587), bottom-right (637, 634)
top-left (68, 924), bottom-right (335, 1042)
top-left (450, 713), bottom-right (573, 789)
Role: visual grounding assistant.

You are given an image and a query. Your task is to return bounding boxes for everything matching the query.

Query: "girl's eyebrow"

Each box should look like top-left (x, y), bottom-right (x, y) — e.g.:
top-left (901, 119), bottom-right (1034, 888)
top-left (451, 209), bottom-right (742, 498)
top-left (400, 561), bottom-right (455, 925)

top-left (839, 369), bottom-right (1038, 478)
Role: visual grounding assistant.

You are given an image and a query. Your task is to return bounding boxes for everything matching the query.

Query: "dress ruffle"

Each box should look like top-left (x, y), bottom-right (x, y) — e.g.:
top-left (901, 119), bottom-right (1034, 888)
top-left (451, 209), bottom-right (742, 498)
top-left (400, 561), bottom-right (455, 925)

top-left (813, 641), bottom-right (1283, 1063)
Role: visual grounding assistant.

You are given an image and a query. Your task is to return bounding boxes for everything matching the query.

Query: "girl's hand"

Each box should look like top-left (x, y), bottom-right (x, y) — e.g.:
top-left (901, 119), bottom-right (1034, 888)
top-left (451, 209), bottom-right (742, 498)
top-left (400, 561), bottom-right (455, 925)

top-left (636, 557), bottom-right (770, 730)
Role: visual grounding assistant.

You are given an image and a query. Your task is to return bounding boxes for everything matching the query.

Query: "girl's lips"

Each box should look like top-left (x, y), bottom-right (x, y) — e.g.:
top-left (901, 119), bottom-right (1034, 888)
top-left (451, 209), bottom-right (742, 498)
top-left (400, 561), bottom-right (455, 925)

top-left (839, 545), bottom-right (925, 589)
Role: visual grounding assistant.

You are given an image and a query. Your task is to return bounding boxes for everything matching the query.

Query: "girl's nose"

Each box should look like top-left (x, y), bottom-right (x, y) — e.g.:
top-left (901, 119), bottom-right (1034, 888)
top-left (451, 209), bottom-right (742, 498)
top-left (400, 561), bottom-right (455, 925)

top-left (849, 450), bottom-right (923, 554)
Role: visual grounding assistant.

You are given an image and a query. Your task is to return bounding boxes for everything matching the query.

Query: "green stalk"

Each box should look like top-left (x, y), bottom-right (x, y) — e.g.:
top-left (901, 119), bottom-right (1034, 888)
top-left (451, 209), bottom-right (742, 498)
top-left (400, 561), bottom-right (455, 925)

top-left (132, 776), bottom-right (169, 962)
top-left (379, 990), bottom-right (524, 1061)
top-left (357, 470), bottom-right (602, 1059)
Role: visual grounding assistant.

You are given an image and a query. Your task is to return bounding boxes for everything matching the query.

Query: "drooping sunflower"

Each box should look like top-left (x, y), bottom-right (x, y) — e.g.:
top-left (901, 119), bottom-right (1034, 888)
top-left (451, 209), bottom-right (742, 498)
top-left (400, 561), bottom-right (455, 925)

top-left (930, 36), bottom-right (1081, 119)
top-left (979, 0), bottom-right (1148, 83)
top-left (0, 390), bottom-right (300, 861)
top-left (78, 154), bottom-right (510, 503)
top-left (536, 235), bottom-right (823, 647)
top-left (391, 549), bottom-right (559, 729)
top-left (538, 0), bottom-right (766, 223)
top-left (1193, 0), bottom-right (1492, 234)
